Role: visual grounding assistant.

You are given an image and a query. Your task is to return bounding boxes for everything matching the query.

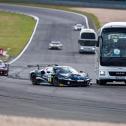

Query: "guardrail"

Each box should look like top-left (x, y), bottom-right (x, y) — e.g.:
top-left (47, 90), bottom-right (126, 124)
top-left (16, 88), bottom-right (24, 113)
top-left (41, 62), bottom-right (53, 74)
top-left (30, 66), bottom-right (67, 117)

top-left (1, 0), bottom-right (126, 9)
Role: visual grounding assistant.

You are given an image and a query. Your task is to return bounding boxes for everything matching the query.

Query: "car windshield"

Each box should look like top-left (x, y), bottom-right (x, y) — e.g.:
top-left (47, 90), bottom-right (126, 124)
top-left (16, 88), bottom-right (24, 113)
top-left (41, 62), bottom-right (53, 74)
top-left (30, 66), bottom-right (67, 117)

top-left (55, 66), bottom-right (78, 74)
top-left (100, 27), bottom-right (126, 66)
top-left (51, 41), bottom-right (60, 44)
top-left (101, 28), bottom-right (126, 58)
top-left (76, 24), bottom-right (82, 27)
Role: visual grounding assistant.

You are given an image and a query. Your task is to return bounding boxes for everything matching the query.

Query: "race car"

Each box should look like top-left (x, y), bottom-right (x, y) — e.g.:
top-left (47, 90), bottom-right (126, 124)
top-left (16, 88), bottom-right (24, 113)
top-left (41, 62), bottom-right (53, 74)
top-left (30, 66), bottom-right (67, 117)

top-left (0, 60), bottom-right (9, 76)
top-left (49, 41), bottom-right (63, 50)
top-left (73, 24), bottom-right (85, 31)
top-left (30, 65), bottom-right (91, 87)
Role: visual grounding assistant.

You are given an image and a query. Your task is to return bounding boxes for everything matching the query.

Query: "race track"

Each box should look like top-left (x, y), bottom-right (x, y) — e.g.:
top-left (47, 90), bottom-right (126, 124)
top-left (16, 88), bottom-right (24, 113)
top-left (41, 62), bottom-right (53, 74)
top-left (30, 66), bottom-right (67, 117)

top-left (0, 4), bottom-right (126, 123)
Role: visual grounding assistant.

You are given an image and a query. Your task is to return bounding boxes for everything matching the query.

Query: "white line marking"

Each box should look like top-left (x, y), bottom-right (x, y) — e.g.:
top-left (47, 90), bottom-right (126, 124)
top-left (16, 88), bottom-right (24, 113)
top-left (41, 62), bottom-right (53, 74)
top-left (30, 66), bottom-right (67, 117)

top-left (9, 13), bottom-right (39, 64)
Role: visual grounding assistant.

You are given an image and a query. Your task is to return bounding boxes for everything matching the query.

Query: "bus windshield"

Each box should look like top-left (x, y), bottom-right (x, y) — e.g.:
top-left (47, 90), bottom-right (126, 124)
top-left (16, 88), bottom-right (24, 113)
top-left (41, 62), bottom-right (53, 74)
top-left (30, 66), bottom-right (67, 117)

top-left (79, 40), bottom-right (96, 46)
top-left (100, 28), bottom-right (126, 66)
top-left (81, 33), bottom-right (96, 39)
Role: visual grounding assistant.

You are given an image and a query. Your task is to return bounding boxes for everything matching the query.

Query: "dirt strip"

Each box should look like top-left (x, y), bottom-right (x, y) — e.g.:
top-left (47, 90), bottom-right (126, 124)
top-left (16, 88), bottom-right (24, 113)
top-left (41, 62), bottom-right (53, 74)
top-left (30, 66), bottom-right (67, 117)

top-left (0, 115), bottom-right (125, 126)
top-left (72, 7), bottom-right (126, 25)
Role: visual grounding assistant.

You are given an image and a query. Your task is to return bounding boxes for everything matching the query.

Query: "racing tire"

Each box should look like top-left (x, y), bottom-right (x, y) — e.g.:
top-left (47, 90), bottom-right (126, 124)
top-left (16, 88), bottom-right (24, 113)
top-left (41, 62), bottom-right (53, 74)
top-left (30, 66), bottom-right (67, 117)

top-left (96, 79), bottom-right (106, 85)
top-left (32, 79), bottom-right (40, 85)
top-left (86, 81), bottom-right (92, 87)
top-left (81, 81), bottom-right (91, 87)
top-left (32, 81), bottom-right (38, 85)
top-left (53, 78), bottom-right (60, 87)
top-left (124, 81), bottom-right (126, 85)
top-left (31, 74), bottom-right (39, 85)
top-left (5, 72), bottom-right (8, 76)
top-left (6, 71), bottom-right (9, 76)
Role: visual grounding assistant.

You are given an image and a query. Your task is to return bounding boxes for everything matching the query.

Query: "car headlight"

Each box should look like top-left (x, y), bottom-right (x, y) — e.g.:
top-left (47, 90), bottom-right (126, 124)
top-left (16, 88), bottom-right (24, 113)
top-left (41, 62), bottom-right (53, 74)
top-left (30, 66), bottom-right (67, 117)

top-left (100, 70), bottom-right (106, 76)
top-left (80, 46), bottom-right (84, 50)
top-left (92, 47), bottom-right (95, 50)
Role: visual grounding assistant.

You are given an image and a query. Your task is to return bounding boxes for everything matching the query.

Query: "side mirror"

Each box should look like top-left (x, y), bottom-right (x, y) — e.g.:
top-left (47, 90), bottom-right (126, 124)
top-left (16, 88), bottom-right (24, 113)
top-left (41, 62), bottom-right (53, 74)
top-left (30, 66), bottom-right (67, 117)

top-left (96, 37), bottom-right (99, 47)
top-left (96, 36), bottom-right (102, 47)
top-left (5, 64), bottom-right (9, 68)
top-left (78, 39), bottom-right (82, 44)
top-left (96, 40), bottom-right (99, 47)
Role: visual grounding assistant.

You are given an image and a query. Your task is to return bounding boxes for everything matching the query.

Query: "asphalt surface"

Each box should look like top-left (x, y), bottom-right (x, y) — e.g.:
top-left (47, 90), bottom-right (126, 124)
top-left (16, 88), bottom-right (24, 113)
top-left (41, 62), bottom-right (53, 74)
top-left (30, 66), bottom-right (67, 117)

top-left (0, 3), bottom-right (126, 124)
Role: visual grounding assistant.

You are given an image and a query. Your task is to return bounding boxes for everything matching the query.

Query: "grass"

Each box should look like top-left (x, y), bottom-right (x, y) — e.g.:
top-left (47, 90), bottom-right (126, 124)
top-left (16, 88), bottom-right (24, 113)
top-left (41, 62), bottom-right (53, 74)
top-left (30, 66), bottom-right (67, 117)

top-left (0, 11), bottom-right (36, 60)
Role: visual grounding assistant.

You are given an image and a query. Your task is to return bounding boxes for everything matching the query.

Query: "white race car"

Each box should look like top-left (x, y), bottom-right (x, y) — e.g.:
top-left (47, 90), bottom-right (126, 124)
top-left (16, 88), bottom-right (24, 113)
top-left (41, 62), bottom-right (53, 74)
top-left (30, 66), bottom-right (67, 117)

top-left (73, 24), bottom-right (85, 31)
top-left (49, 41), bottom-right (63, 50)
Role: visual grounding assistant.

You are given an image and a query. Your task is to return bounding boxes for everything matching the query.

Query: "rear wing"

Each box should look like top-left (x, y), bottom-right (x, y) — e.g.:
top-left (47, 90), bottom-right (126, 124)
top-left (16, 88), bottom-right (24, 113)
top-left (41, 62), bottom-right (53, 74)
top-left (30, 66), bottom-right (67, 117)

top-left (27, 64), bottom-right (58, 70)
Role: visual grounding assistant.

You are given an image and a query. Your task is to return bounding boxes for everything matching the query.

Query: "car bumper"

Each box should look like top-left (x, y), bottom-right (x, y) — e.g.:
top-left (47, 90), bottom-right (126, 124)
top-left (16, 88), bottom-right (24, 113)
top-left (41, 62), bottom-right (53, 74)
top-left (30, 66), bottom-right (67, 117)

top-left (49, 46), bottom-right (62, 49)
top-left (74, 28), bottom-right (81, 31)
top-left (0, 70), bottom-right (8, 76)
top-left (58, 79), bottom-right (91, 86)
top-left (79, 49), bottom-right (95, 53)
top-left (99, 78), bottom-right (126, 82)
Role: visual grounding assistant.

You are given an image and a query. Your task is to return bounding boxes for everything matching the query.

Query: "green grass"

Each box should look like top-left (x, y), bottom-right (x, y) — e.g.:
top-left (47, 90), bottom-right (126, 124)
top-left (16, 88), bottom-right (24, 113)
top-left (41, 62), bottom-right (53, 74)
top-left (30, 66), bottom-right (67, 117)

top-left (0, 11), bottom-right (36, 60)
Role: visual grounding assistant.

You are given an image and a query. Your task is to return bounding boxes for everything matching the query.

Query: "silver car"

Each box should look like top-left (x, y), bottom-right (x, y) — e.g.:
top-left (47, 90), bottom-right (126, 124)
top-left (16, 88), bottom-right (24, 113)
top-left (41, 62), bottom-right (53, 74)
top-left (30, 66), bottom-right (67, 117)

top-left (49, 41), bottom-right (63, 50)
top-left (73, 24), bottom-right (85, 31)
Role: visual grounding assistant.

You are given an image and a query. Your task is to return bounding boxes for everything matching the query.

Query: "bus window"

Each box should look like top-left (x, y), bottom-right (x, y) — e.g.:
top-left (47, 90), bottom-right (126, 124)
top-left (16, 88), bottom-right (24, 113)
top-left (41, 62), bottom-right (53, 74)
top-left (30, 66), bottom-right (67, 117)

top-left (81, 33), bottom-right (96, 39)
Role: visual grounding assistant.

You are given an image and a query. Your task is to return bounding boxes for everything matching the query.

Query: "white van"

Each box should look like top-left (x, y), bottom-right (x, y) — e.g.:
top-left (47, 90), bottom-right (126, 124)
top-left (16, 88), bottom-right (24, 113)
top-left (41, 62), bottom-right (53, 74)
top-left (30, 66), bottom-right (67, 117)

top-left (78, 29), bottom-right (97, 53)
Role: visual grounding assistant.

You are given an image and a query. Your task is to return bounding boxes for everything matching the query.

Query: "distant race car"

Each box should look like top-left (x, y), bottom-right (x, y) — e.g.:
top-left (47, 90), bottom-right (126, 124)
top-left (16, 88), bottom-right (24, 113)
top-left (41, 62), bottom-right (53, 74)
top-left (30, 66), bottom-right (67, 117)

top-left (78, 28), bottom-right (97, 54)
top-left (0, 60), bottom-right (9, 76)
top-left (30, 65), bottom-right (91, 87)
top-left (49, 41), bottom-right (63, 50)
top-left (73, 24), bottom-right (85, 31)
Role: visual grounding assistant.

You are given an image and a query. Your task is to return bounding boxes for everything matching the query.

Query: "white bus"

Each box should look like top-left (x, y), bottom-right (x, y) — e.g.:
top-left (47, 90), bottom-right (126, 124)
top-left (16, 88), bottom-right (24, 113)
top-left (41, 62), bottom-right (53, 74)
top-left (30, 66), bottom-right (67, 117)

top-left (78, 29), bottom-right (97, 54)
top-left (96, 22), bottom-right (126, 85)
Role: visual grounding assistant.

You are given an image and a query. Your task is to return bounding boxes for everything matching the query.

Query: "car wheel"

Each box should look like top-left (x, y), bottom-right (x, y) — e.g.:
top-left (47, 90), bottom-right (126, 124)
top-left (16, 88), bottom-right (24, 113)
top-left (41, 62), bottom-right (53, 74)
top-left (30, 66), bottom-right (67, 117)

top-left (81, 81), bottom-right (91, 87)
top-left (96, 79), bottom-right (106, 85)
top-left (31, 74), bottom-right (39, 85)
top-left (86, 81), bottom-right (91, 86)
top-left (32, 80), bottom-right (38, 85)
top-left (5, 72), bottom-right (8, 76)
top-left (53, 78), bottom-right (60, 87)
top-left (124, 81), bottom-right (126, 84)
